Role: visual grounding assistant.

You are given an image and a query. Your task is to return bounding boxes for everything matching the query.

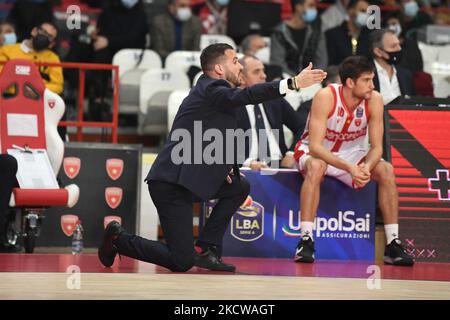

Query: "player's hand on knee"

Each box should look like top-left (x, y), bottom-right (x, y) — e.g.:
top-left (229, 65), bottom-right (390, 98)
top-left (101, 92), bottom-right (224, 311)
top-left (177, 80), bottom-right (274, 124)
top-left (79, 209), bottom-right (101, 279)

top-left (350, 165), bottom-right (370, 187)
top-left (358, 162), bottom-right (371, 177)
top-left (295, 62), bottom-right (327, 89)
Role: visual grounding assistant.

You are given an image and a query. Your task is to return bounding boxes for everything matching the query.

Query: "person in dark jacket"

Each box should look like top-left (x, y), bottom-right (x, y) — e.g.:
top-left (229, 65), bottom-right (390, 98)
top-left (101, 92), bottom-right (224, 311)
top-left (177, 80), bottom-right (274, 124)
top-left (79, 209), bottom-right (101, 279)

top-left (93, 0), bottom-right (148, 57)
top-left (7, 0), bottom-right (54, 42)
top-left (98, 43), bottom-right (327, 273)
top-left (383, 13), bottom-right (433, 97)
top-left (325, 0), bottom-right (372, 66)
top-left (87, 0), bottom-right (149, 120)
top-left (150, 0), bottom-right (201, 61)
top-left (370, 28), bottom-right (415, 105)
top-left (270, 0), bottom-right (327, 76)
top-left (0, 154), bottom-right (18, 252)
top-left (383, 12), bottom-right (423, 74)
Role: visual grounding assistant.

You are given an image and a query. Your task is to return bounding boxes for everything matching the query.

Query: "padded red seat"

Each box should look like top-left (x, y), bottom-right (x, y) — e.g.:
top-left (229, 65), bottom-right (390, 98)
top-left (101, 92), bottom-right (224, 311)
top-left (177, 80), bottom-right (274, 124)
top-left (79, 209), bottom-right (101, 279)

top-left (0, 59), bottom-right (79, 252)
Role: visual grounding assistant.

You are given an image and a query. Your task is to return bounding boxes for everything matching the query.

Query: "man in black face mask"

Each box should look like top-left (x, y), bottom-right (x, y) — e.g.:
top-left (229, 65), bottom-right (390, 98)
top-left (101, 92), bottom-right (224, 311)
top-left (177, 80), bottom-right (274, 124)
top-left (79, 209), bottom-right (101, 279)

top-left (369, 28), bottom-right (415, 105)
top-left (0, 21), bottom-right (63, 94)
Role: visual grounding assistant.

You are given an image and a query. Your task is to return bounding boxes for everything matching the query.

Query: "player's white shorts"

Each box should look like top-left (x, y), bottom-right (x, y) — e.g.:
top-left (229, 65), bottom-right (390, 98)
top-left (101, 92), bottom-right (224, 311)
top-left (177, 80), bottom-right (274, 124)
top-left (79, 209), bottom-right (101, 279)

top-left (296, 147), bottom-right (368, 189)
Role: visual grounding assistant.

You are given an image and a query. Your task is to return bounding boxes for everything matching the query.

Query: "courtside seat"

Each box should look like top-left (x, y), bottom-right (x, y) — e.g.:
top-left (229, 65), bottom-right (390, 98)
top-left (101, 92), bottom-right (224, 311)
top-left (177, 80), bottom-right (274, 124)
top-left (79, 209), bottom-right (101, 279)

top-left (0, 59), bottom-right (80, 252)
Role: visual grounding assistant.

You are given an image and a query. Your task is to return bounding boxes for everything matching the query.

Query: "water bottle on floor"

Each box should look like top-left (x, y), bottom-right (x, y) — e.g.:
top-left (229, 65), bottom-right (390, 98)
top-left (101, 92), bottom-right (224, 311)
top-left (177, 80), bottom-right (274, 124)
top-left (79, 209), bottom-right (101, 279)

top-left (72, 220), bottom-right (84, 255)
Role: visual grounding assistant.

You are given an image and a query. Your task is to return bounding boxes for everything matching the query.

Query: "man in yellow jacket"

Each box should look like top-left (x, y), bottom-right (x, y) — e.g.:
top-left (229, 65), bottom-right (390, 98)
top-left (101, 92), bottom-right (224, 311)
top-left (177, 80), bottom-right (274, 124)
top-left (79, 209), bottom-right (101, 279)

top-left (0, 22), bottom-right (63, 94)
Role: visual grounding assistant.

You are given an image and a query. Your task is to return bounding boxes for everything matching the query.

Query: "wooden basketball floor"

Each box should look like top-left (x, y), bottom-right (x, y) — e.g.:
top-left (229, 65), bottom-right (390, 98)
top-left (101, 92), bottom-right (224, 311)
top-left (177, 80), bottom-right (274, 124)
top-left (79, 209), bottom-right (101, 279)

top-left (0, 253), bottom-right (449, 299)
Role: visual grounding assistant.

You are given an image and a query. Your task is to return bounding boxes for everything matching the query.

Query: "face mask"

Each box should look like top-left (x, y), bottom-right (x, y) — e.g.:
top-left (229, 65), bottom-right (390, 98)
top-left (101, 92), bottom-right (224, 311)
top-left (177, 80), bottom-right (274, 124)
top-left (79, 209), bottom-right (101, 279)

top-left (121, 0), bottom-right (138, 9)
top-left (404, 1), bottom-right (419, 18)
top-left (3, 33), bottom-right (17, 45)
top-left (387, 24), bottom-right (402, 37)
top-left (216, 0), bottom-right (230, 7)
top-left (355, 12), bottom-right (369, 27)
top-left (176, 7), bottom-right (192, 22)
top-left (303, 8), bottom-right (318, 23)
top-left (383, 49), bottom-right (403, 65)
top-left (254, 47), bottom-right (270, 64)
top-left (32, 34), bottom-right (50, 52)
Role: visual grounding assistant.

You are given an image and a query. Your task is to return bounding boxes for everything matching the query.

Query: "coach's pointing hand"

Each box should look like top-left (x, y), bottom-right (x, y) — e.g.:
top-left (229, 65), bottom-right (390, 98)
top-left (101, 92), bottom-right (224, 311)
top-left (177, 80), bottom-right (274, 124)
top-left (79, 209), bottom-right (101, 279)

top-left (294, 62), bottom-right (327, 89)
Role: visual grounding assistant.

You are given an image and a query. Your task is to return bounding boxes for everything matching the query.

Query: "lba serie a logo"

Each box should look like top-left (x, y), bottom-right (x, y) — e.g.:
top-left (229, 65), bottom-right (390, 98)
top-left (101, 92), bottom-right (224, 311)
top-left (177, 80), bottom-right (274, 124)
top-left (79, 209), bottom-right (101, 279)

top-left (231, 196), bottom-right (264, 242)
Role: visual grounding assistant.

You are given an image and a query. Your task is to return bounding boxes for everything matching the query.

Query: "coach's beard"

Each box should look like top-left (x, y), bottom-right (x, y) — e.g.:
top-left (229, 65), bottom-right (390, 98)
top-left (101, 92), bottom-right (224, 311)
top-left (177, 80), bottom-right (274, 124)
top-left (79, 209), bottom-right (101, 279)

top-left (226, 72), bottom-right (241, 88)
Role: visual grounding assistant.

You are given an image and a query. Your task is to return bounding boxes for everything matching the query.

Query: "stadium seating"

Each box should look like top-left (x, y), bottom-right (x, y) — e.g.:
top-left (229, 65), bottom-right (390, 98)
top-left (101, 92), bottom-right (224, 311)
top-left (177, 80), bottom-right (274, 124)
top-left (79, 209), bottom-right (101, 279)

top-left (200, 34), bottom-right (237, 50)
top-left (167, 89), bottom-right (190, 131)
top-left (112, 49), bottom-right (162, 115)
top-left (138, 68), bottom-right (190, 135)
top-left (165, 50), bottom-right (201, 73)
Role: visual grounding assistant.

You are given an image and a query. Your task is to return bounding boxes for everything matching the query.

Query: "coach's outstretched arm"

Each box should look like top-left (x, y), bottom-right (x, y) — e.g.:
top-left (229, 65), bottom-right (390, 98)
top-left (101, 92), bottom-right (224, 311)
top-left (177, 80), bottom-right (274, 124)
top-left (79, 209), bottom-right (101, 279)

top-left (208, 62), bottom-right (327, 109)
top-left (294, 62), bottom-right (327, 90)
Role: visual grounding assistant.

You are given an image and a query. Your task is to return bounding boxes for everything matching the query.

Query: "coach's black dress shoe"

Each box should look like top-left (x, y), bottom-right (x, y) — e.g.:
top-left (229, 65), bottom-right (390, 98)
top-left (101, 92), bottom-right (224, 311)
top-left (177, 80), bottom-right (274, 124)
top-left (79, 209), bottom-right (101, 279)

top-left (194, 246), bottom-right (236, 272)
top-left (98, 221), bottom-right (124, 268)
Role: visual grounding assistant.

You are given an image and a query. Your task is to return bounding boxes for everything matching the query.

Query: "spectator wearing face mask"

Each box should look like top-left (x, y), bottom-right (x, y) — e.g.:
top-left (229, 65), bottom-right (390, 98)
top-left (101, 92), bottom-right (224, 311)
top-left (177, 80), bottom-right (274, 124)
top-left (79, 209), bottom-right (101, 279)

top-left (195, 0), bottom-right (229, 35)
top-left (270, 0), bottom-right (327, 76)
top-left (240, 34), bottom-right (283, 81)
top-left (0, 21), bottom-right (63, 94)
top-left (91, 0), bottom-right (148, 58)
top-left (384, 13), bottom-right (434, 97)
top-left (370, 28), bottom-right (415, 105)
top-left (0, 22), bottom-right (17, 47)
top-left (325, 0), bottom-right (372, 66)
top-left (150, 0), bottom-right (201, 61)
top-left (400, 0), bottom-right (433, 37)
top-left (384, 13), bottom-right (423, 74)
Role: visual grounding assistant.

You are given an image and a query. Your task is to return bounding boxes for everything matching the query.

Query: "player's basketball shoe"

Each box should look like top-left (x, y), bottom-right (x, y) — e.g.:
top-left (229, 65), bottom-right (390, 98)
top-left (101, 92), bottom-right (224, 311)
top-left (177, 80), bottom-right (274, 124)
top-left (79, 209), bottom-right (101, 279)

top-left (383, 238), bottom-right (414, 266)
top-left (98, 221), bottom-right (124, 268)
top-left (294, 235), bottom-right (315, 263)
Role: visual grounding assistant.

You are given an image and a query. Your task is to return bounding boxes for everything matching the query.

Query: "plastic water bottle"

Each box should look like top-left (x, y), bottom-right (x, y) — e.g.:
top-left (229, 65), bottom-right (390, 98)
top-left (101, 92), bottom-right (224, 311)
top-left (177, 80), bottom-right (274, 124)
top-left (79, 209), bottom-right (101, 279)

top-left (71, 220), bottom-right (84, 255)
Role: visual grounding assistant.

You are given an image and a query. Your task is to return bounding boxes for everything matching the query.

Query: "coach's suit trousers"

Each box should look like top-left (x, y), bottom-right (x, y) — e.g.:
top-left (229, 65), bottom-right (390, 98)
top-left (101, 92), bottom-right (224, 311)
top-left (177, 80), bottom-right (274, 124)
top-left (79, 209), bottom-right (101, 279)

top-left (114, 175), bottom-right (250, 272)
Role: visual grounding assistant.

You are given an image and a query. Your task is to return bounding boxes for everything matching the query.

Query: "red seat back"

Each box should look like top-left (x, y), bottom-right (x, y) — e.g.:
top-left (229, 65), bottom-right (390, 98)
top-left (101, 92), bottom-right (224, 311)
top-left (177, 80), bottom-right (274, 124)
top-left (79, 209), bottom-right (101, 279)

top-left (414, 71), bottom-right (434, 97)
top-left (0, 59), bottom-right (47, 153)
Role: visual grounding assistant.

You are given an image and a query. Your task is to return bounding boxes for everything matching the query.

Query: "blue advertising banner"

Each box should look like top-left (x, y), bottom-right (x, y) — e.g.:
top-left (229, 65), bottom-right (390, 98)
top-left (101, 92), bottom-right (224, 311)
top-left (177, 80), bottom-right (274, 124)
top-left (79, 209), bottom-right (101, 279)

top-left (205, 169), bottom-right (376, 261)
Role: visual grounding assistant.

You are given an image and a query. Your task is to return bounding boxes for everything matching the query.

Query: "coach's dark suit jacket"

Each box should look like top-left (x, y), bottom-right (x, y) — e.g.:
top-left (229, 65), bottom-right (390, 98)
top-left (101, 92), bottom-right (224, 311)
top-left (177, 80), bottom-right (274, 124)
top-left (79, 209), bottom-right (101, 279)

top-left (373, 64), bottom-right (416, 98)
top-left (235, 98), bottom-right (305, 161)
top-left (147, 74), bottom-right (283, 200)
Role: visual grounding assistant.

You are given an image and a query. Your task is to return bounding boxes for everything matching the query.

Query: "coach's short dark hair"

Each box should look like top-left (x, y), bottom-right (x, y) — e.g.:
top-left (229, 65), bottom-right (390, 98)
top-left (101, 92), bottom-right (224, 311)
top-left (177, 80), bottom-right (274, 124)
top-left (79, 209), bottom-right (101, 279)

top-left (200, 43), bottom-right (234, 72)
top-left (339, 55), bottom-right (374, 84)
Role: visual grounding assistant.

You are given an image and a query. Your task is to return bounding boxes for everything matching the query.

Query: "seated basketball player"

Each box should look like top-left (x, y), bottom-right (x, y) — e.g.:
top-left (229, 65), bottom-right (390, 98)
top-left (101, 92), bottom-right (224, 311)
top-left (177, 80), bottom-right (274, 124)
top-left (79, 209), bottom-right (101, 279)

top-left (293, 55), bottom-right (414, 266)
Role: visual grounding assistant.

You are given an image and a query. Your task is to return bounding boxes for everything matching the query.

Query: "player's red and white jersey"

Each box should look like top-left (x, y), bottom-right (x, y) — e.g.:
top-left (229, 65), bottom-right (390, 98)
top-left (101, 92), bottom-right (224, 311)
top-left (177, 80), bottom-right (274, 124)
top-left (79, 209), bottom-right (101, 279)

top-left (294, 83), bottom-right (370, 159)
